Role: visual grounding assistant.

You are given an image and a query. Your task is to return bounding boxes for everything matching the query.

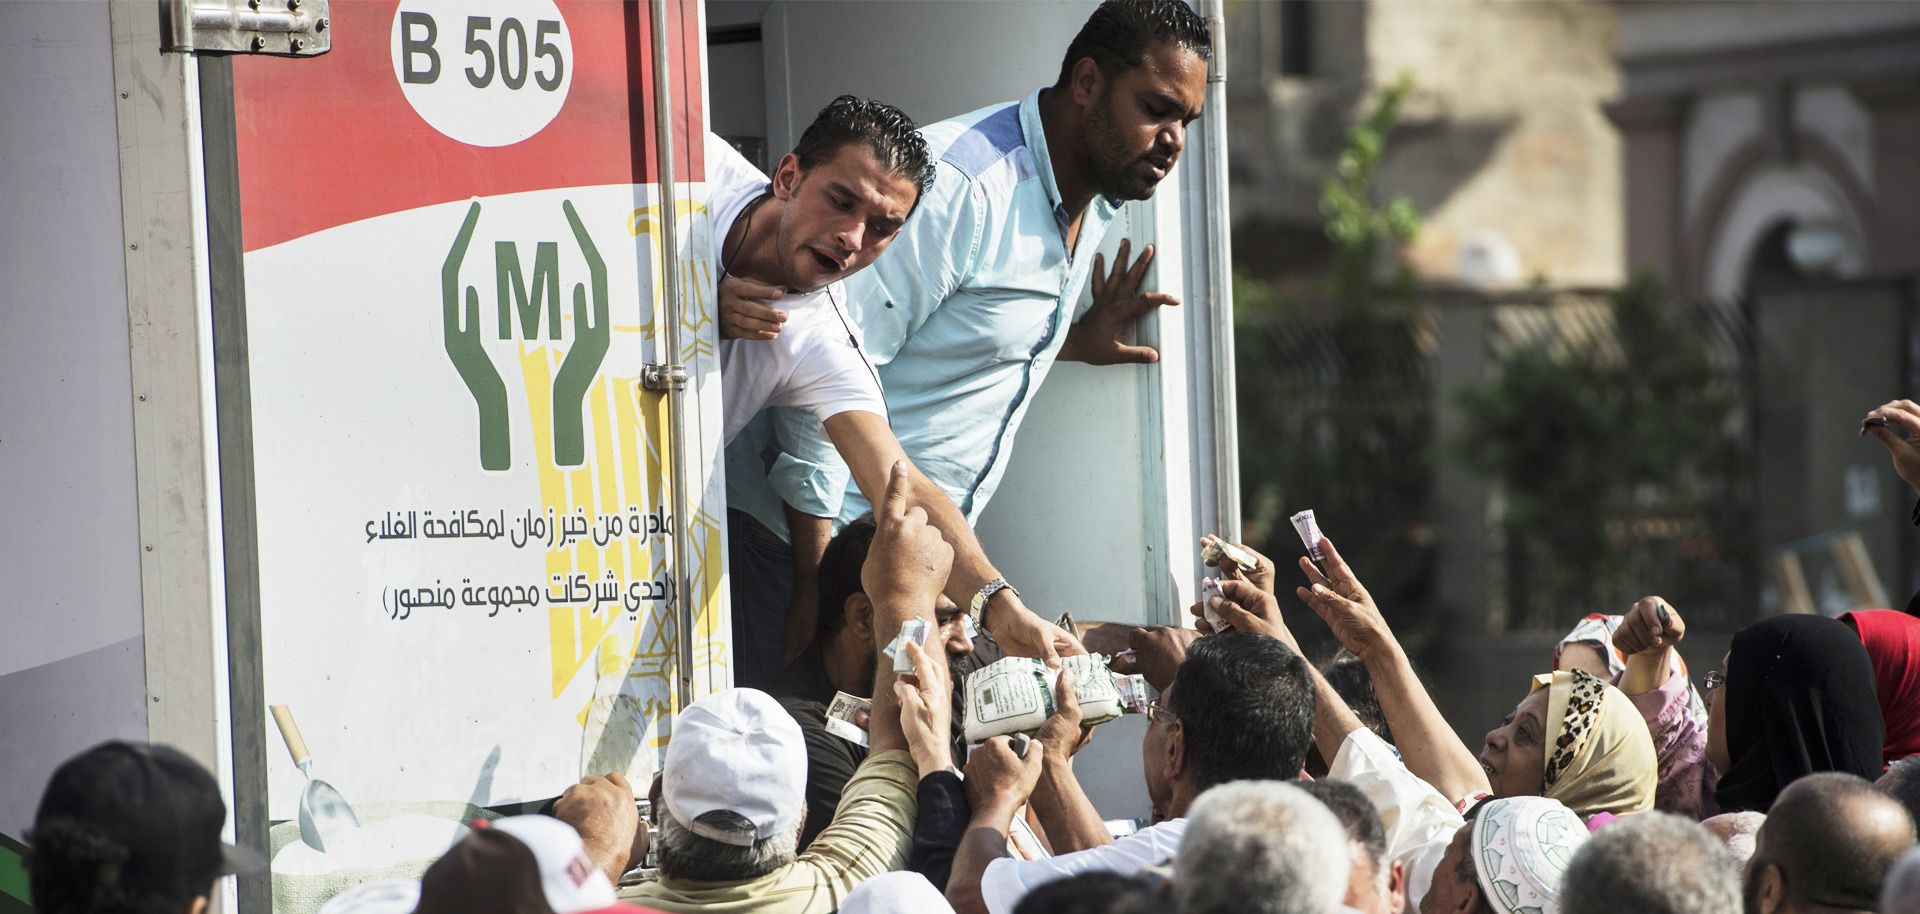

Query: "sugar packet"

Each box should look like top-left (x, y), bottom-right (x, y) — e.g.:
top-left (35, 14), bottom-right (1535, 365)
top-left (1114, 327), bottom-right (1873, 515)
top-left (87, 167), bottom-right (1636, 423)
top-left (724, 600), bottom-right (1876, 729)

top-left (1290, 509), bottom-right (1326, 564)
top-left (884, 618), bottom-right (931, 674)
top-left (824, 691), bottom-right (871, 747)
top-left (1061, 653), bottom-right (1124, 726)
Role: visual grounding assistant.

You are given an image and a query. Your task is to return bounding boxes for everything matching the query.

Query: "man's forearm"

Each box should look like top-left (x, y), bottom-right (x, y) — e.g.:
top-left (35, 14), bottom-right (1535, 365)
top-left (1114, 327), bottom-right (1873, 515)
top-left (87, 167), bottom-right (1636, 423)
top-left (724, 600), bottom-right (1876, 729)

top-left (945, 812), bottom-right (1017, 914)
top-left (783, 506), bottom-right (834, 663)
top-left (1363, 641), bottom-right (1489, 802)
top-left (1307, 662), bottom-right (1367, 767)
top-left (1029, 756), bottom-right (1110, 853)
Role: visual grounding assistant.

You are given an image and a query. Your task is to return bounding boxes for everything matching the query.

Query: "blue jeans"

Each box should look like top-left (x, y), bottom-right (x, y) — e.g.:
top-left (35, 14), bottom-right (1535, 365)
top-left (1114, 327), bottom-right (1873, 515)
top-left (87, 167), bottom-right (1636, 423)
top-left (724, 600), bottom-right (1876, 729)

top-left (727, 509), bottom-right (794, 690)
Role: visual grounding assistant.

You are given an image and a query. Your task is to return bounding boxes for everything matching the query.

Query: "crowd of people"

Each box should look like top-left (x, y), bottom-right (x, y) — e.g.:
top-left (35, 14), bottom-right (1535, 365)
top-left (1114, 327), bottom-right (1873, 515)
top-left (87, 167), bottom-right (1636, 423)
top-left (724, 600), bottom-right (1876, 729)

top-left (21, 2), bottom-right (1920, 913)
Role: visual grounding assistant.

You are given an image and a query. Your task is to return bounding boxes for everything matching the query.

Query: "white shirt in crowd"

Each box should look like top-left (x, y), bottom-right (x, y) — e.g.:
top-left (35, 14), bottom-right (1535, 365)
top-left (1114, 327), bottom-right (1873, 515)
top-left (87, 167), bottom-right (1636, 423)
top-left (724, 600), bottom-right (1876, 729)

top-left (976, 817), bottom-right (1188, 914)
top-left (1328, 728), bottom-right (1465, 906)
top-left (705, 133), bottom-right (888, 445)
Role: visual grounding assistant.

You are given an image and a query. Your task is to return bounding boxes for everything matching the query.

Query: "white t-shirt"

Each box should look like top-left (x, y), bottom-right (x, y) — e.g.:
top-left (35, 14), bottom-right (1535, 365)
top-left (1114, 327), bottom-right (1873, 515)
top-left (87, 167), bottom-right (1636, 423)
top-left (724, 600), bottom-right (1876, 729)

top-left (705, 134), bottom-right (887, 445)
top-left (977, 817), bottom-right (1187, 914)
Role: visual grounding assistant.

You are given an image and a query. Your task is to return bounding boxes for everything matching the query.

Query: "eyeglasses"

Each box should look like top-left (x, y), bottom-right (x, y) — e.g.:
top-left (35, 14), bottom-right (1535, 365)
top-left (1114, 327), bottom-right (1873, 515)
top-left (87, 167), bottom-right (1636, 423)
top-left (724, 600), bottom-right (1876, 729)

top-left (1703, 670), bottom-right (1726, 693)
top-left (1147, 698), bottom-right (1178, 726)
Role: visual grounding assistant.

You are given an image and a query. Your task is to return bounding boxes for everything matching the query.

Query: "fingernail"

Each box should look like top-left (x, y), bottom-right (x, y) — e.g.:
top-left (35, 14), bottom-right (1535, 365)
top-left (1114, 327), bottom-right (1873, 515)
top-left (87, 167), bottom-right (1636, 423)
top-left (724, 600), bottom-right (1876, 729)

top-left (1312, 584), bottom-right (1329, 595)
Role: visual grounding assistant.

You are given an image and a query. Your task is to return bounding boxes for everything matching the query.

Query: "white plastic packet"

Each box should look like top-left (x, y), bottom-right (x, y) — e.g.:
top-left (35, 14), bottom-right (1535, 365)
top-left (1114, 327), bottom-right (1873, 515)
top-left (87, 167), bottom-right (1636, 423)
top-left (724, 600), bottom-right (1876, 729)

top-left (962, 654), bottom-right (1125, 742)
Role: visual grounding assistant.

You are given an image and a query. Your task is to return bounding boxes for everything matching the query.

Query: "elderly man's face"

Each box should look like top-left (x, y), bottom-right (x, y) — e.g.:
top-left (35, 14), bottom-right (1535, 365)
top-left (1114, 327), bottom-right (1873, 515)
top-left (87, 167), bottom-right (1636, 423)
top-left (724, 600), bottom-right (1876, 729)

top-left (1418, 824), bottom-right (1478, 914)
top-left (1342, 840), bottom-right (1403, 914)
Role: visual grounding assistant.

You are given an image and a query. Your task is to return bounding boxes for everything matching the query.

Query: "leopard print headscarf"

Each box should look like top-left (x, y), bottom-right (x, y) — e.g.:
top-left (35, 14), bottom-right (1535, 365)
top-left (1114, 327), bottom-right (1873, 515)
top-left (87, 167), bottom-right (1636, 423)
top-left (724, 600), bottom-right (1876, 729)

top-left (1526, 669), bottom-right (1657, 818)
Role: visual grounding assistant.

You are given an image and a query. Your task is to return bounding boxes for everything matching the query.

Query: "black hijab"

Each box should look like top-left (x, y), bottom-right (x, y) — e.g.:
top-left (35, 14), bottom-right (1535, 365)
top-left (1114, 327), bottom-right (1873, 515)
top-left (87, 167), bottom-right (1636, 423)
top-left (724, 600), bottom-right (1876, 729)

top-left (1714, 614), bottom-right (1885, 813)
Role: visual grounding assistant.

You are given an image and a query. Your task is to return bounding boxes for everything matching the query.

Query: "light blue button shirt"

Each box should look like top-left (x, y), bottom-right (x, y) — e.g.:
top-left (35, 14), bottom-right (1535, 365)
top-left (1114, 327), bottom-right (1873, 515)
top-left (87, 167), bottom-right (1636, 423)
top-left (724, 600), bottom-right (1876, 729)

top-left (726, 89), bottom-right (1119, 539)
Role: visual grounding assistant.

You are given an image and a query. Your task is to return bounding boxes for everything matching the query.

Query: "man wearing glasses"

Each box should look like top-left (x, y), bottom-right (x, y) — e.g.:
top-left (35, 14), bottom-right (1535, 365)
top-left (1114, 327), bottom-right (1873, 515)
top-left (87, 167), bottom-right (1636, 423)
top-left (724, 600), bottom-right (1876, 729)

top-left (944, 632), bottom-right (1318, 914)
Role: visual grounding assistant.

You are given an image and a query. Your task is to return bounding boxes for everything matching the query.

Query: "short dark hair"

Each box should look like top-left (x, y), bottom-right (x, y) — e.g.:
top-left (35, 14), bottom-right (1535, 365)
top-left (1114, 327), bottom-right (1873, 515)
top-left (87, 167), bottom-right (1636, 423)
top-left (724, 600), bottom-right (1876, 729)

top-left (1166, 631), bottom-right (1314, 792)
top-left (814, 519), bottom-right (878, 642)
top-left (1014, 872), bottom-right (1159, 914)
top-left (1055, 0), bottom-right (1212, 88)
top-left (1321, 651), bottom-right (1394, 746)
top-left (1298, 779), bottom-right (1387, 873)
top-left (1762, 772), bottom-right (1918, 909)
top-left (791, 96), bottom-right (935, 201)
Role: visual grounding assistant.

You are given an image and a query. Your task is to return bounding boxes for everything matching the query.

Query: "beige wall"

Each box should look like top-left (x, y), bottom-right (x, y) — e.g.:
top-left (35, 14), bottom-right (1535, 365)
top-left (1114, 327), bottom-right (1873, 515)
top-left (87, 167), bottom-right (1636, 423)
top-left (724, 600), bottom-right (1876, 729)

top-left (1228, 0), bottom-right (1624, 288)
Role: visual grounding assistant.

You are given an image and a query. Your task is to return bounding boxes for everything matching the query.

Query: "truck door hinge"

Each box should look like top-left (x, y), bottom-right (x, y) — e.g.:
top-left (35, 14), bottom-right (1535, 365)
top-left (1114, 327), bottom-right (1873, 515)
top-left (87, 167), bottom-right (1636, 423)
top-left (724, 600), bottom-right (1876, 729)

top-left (642, 364), bottom-right (688, 392)
top-left (164, 0), bottom-right (331, 56)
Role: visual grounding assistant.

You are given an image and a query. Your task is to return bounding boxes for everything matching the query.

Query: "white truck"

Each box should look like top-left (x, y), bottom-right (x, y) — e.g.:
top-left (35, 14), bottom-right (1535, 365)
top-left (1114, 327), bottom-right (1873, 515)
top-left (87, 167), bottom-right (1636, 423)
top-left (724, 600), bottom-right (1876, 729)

top-left (0, 1), bottom-right (1238, 909)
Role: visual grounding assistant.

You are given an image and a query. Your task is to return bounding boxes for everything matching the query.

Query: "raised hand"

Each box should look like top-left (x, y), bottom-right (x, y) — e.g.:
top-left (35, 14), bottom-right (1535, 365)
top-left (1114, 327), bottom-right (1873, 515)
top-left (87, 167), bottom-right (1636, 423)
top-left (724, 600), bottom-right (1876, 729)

top-left (1034, 669), bottom-right (1091, 760)
top-left (553, 771), bottom-right (641, 884)
top-left (718, 274), bottom-right (787, 340)
top-left (894, 639), bottom-right (955, 776)
top-left (1202, 535), bottom-right (1277, 594)
top-left (1110, 625), bottom-right (1199, 693)
top-left (1614, 596), bottom-right (1686, 656)
top-left (1863, 399), bottom-right (1920, 497)
top-left (1056, 239), bottom-right (1180, 365)
top-left (862, 460), bottom-right (954, 622)
top-left (962, 736), bottom-right (1046, 819)
top-left (1294, 535), bottom-right (1392, 662)
top-left (1196, 579), bottom-right (1301, 653)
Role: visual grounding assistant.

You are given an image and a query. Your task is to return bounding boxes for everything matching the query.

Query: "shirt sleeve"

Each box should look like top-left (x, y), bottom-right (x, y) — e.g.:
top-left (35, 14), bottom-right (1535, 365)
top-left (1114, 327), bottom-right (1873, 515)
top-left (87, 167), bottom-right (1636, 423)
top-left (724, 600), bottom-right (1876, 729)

top-left (793, 749), bottom-right (919, 904)
top-left (1629, 666), bottom-right (1720, 820)
top-left (766, 405), bottom-right (852, 520)
top-left (779, 318), bottom-right (888, 426)
top-left (909, 770), bottom-right (969, 892)
top-left (778, 697), bottom-right (867, 850)
top-left (977, 818), bottom-right (1188, 914)
top-left (1328, 729), bottom-right (1465, 906)
top-left (839, 161), bottom-right (984, 367)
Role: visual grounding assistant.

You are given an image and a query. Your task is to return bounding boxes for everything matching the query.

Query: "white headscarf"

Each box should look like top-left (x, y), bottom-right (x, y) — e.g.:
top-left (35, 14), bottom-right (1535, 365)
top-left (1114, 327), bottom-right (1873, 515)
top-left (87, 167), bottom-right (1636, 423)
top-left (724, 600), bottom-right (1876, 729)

top-left (1471, 796), bottom-right (1589, 914)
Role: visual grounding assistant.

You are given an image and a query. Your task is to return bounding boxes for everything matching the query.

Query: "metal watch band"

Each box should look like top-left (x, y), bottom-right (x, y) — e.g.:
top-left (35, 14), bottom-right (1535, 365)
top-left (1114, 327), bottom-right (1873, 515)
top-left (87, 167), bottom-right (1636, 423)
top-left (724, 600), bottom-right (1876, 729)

top-left (969, 577), bottom-right (1017, 628)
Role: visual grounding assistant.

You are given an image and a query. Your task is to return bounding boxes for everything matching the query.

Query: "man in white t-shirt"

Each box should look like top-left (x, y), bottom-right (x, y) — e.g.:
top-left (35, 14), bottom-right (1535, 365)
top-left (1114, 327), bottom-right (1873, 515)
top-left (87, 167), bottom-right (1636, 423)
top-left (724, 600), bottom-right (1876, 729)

top-left (703, 97), bottom-right (1080, 689)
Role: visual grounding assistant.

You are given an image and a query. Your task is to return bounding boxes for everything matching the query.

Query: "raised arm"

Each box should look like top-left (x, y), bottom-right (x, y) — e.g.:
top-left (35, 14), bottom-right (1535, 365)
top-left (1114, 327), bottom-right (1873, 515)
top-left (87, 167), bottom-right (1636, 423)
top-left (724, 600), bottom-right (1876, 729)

top-left (1027, 674), bottom-right (1110, 853)
top-left (1613, 596), bottom-right (1686, 696)
top-left (945, 737), bottom-right (1045, 914)
top-left (862, 461), bottom-right (955, 756)
top-left (1295, 536), bottom-right (1491, 804)
top-left (825, 410), bottom-right (1083, 666)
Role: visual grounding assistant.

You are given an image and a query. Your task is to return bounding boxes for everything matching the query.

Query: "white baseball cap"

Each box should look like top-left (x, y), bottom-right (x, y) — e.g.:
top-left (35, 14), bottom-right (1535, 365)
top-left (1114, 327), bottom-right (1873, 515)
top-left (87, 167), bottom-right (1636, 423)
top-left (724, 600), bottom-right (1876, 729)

top-left (662, 688), bottom-right (808, 846)
top-left (490, 815), bottom-right (621, 912)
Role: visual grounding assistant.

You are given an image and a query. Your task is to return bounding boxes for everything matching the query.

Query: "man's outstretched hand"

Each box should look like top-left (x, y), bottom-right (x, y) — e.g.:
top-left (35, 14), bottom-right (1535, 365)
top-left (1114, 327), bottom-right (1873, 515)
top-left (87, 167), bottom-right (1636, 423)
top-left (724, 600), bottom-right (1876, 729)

top-left (1057, 239), bottom-right (1179, 365)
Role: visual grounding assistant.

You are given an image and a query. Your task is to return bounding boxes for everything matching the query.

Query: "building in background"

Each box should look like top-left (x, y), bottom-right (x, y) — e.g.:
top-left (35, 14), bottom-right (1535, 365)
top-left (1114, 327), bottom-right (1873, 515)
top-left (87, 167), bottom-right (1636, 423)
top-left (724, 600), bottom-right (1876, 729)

top-left (1226, 0), bottom-right (1624, 291)
top-left (1607, 0), bottom-right (1920, 300)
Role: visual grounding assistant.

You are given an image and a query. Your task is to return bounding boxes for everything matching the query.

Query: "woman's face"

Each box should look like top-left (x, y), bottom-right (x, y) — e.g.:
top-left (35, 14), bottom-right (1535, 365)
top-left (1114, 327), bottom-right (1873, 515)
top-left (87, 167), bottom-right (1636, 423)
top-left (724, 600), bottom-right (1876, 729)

top-left (1481, 688), bottom-right (1550, 798)
top-left (1707, 652), bottom-right (1731, 774)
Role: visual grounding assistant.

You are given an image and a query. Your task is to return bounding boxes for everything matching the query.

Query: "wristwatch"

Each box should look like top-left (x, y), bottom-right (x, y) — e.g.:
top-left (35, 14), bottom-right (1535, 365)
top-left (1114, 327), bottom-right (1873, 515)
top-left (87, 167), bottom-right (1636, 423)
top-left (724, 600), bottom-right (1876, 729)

top-left (970, 577), bottom-right (1018, 630)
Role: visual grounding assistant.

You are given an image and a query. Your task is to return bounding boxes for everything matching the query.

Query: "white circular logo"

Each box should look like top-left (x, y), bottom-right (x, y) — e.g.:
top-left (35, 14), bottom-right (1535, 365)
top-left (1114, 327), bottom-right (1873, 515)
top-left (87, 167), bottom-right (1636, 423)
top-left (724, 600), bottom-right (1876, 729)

top-left (390, 0), bottom-right (573, 148)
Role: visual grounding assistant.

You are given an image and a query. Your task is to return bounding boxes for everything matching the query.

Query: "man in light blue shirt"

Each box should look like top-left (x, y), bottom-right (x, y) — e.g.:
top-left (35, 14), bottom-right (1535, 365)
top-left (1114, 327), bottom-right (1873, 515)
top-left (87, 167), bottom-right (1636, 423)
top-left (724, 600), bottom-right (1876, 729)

top-left (722, 0), bottom-right (1211, 671)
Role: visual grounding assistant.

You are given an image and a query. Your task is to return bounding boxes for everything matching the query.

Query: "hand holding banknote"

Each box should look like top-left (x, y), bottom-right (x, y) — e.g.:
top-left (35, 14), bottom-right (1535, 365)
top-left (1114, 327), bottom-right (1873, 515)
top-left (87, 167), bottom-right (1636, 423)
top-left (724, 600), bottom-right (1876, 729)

top-left (1294, 535), bottom-right (1392, 663)
top-left (894, 639), bottom-right (955, 777)
top-left (1195, 579), bottom-right (1301, 654)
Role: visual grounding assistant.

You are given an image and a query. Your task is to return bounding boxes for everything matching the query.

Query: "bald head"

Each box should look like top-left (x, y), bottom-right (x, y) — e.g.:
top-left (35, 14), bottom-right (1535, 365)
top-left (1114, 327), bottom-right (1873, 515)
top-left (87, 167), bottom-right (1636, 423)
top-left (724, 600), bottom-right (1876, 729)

top-left (1700, 811), bottom-right (1765, 872)
top-left (1749, 773), bottom-right (1917, 913)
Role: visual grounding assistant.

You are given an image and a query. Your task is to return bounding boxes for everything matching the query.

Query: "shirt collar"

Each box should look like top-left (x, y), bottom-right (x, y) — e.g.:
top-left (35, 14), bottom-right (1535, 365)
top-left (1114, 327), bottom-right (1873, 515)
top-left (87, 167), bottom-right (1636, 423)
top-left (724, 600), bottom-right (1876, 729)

top-left (1019, 88), bottom-right (1120, 234)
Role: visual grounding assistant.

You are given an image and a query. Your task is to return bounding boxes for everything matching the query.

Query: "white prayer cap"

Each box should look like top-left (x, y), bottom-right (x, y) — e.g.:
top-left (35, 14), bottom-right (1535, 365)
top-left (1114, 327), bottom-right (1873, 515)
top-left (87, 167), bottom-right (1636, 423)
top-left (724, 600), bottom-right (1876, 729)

top-left (1470, 796), bottom-right (1589, 914)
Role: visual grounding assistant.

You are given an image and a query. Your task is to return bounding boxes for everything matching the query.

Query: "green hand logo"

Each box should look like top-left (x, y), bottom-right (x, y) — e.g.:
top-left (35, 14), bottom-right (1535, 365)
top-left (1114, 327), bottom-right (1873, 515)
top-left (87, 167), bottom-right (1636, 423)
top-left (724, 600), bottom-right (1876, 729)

top-left (443, 201), bottom-right (511, 471)
top-left (553, 200), bottom-right (609, 467)
top-left (441, 199), bottom-right (611, 471)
